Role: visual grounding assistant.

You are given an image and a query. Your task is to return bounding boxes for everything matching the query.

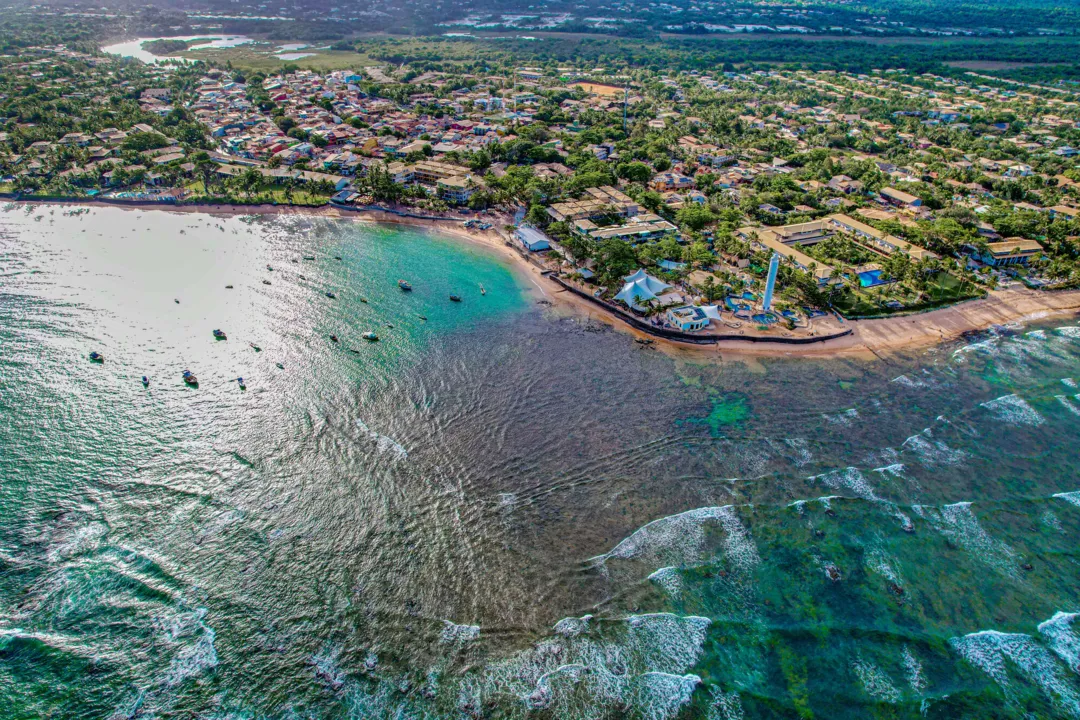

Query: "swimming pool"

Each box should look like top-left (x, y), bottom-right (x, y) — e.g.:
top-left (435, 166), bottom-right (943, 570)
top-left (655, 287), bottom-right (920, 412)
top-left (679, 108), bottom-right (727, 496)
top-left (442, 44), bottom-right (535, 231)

top-left (858, 269), bottom-right (891, 288)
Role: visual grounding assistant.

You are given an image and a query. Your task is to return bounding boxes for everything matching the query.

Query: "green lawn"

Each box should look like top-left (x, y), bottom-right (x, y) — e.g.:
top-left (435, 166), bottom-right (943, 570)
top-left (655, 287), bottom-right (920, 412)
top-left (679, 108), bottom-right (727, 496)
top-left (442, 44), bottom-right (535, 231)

top-left (832, 272), bottom-right (982, 317)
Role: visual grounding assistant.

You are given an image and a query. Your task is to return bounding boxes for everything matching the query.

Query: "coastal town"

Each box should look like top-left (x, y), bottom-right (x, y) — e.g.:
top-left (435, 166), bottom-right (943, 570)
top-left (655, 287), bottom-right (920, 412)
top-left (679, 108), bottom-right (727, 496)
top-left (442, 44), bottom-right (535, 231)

top-left (3, 41), bottom-right (1080, 344)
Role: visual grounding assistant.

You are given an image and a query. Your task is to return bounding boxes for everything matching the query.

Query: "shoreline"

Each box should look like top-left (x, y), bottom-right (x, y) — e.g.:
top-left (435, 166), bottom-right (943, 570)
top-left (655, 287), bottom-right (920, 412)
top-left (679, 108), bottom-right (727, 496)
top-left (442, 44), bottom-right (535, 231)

top-left (9, 197), bottom-right (1080, 359)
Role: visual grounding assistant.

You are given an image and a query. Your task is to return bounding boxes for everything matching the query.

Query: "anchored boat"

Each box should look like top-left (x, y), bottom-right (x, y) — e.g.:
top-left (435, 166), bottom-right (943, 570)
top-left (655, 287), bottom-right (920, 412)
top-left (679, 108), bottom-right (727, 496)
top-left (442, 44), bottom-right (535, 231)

top-left (362, 331), bottom-right (379, 341)
top-left (89, 351), bottom-right (104, 363)
top-left (213, 329), bottom-right (227, 340)
top-left (398, 279), bottom-right (412, 291)
top-left (182, 370), bottom-right (198, 387)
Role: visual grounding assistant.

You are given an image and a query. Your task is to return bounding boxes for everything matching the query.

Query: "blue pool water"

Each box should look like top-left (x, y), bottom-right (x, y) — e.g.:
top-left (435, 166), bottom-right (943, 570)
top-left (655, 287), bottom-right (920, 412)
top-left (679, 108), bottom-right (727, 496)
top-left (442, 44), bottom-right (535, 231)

top-left (858, 269), bottom-right (890, 287)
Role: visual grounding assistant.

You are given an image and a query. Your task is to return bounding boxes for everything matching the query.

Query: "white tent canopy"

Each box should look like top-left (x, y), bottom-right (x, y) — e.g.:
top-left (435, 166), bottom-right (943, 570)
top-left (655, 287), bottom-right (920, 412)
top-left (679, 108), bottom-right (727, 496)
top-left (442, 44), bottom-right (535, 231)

top-left (623, 269), bottom-right (672, 295)
top-left (615, 278), bottom-right (660, 310)
top-left (700, 305), bottom-right (723, 321)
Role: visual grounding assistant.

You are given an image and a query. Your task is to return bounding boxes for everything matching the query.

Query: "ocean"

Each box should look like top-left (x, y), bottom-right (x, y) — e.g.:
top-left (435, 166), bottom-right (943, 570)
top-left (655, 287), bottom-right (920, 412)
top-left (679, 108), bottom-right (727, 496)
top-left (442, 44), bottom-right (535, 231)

top-left (1, 204), bottom-right (1079, 719)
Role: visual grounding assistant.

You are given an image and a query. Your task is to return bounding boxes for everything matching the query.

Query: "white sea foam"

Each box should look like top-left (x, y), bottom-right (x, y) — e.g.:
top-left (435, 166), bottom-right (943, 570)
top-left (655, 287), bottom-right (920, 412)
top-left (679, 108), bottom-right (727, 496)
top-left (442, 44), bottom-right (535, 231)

top-left (807, 467), bottom-right (878, 501)
top-left (708, 687), bottom-right (745, 720)
top-left (1055, 327), bottom-right (1080, 339)
top-left (1054, 491), bottom-right (1080, 508)
top-left (481, 613), bottom-right (710, 720)
top-left (649, 567), bottom-right (683, 599)
top-left (865, 548), bottom-right (902, 585)
top-left (1063, 377), bottom-right (1079, 388)
top-left (950, 630), bottom-right (1080, 715)
top-left (441, 621), bottom-right (481, 644)
top-left (902, 645), bottom-right (926, 692)
top-left (784, 437), bottom-right (813, 467)
top-left (852, 655), bottom-right (901, 703)
top-left (46, 522), bottom-right (107, 563)
top-left (1037, 612), bottom-right (1080, 674)
top-left (1027, 329), bottom-right (1047, 340)
top-left (716, 507), bottom-right (760, 571)
top-left (901, 431), bottom-right (968, 468)
top-left (634, 672), bottom-right (702, 720)
top-left (164, 626), bottom-right (217, 686)
top-left (824, 408), bottom-right (859, 426)
top-left (1043, 510), bottom-right (1064, 532)
top-left (913, 502), bottom-right (1019, 578)
top-left (356, 418), bottom-right (408, 460)
top-left (158, 607), bottom-right (218, 687)
top-left (980, 394), bottom-right (1045, 426)
top-left (1056, 394), bottom-right (1080, 415)
top-left (554, 615), bottom-right (593, 637)
top-left (595, 505), bottom-right (757, 573)
top-left (891, 373), bottom-right (925, 388)
top-left (788, 495), bottom-right (842, 514)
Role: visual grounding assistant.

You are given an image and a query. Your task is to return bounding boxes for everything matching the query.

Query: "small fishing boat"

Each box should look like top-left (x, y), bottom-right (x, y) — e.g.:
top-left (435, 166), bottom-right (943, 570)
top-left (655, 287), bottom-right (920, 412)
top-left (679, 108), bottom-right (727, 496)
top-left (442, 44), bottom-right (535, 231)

top-left (362, 331), bottom-right (379, 341)
top-left (330, 335), bottom-right (339, 343)
top-left (303, 255), bottom-right (316, 261)
top-left (386, 323), bottom-right (394, 329)
top-left (334, 255), bottom-right (343, 261)
top-left (325, 291), bottom-right (336, 299)
top-left (237, 376), bottom-right (246, 389)
top-left (142, 375), bottom-right (150, 386)
top-left (299, 275), bottom-right (307, 281)
top-left (182, 370), bottom-right (198, 386)
top-left (417, 315), bottom-right (427, 321)
top-left (267, 264), bottom-right (273, 271)
top-left (480, 283), bottom-right (486, 295)
top-left (349, 348), bottom-right (360, 354)
top-left (262, 279), bottom-right (272, 285)
top-left (213, 329), bottom-right (227, 340)
top-left (249, 342), bottom-right (261, 352)
top-left (359, 297), bottom-right (368, 303)
top-left (449, 294), bottom-right (462, 302)
top-left (276, 362), bottom-right (285, 369)
top-left (398, 279), bottom-right (412, 291)
top-left (89, 351), bottom-right (104, 363)
top-left (174, 299), bottom-right (180, 304)
top-left (225, 285), bottom-right (234, 289)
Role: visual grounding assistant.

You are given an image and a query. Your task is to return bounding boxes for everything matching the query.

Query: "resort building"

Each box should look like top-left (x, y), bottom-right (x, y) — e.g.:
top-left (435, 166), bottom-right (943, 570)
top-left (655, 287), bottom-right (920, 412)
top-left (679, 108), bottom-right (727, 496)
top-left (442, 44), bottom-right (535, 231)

top-left (574, 214), bottom-right (678, 243)
top-left (666, 305), bottom-right (710, 331)
top-left (826, 214), bottom-right (937, 260)
top-left (436, 175), bottom-right (482, 205)
top-left (547, 186), bottom-right (639, 222)
top-left (736, 225), bottom-right (834, 284)
top-left (410, 160), bottom-right (472, 185)
top-left (978, 238), bottom-right (1045, 266)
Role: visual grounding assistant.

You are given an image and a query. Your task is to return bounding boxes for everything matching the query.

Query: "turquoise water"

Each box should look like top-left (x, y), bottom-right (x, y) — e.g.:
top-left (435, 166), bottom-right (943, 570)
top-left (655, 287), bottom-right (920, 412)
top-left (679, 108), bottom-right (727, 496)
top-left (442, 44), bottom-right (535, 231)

top-left (2, 204), bottom-right (1080, 719)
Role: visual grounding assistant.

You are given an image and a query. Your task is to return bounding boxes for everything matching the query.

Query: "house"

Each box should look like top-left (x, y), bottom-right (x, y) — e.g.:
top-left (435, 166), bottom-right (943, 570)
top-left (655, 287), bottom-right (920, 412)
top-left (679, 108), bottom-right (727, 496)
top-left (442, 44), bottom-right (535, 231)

top-left (650, 172), bottom-right (694, 192)
top-left (879, 186), bottom-right (922, 209)
top-left (978, 238), bottom-right (1044, 266)
top-left (516, 225), bottom-right (551, 252)
top-left (667, 306), bottom-right (710, 332)
top-left (1049, 205), bottom-right (1079, 222)
top-left (1004, 163), bottom-right (1033, 178)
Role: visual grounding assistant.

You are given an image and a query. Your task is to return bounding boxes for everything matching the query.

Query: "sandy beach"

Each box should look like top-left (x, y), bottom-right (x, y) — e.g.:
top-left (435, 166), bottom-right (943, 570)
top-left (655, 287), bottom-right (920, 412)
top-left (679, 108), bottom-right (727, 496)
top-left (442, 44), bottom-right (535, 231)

top-left (10, 197), bottom-right (1080, 359)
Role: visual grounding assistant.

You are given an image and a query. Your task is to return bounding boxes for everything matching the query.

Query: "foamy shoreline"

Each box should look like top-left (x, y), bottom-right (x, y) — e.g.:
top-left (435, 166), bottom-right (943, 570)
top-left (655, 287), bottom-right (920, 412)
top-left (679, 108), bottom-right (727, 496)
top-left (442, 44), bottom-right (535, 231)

top-left (11, 198), bottom-right (1080, 359)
